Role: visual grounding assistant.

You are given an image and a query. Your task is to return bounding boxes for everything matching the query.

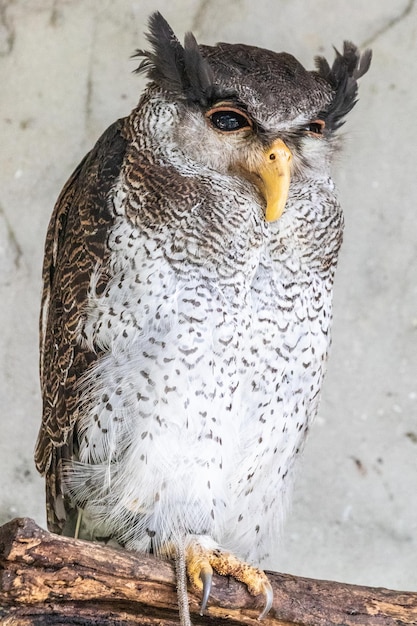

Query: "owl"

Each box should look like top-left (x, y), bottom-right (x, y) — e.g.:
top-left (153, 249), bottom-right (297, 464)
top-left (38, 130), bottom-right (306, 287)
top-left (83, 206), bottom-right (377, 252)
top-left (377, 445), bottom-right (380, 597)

top-left (35, 11), bottom-right (371, 624)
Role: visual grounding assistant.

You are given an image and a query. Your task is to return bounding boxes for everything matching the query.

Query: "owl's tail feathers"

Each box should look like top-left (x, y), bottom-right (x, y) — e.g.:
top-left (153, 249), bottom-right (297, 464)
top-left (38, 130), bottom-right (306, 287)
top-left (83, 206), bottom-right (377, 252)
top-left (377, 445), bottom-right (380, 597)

top-left (175, 538), bottom-right (193, 626)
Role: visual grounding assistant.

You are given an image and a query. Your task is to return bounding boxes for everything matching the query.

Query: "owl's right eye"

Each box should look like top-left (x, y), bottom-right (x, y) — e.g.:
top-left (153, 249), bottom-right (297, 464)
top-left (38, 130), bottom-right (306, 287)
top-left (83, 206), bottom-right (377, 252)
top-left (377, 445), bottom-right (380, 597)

top-left (206, 106), bottom-right (253, 133)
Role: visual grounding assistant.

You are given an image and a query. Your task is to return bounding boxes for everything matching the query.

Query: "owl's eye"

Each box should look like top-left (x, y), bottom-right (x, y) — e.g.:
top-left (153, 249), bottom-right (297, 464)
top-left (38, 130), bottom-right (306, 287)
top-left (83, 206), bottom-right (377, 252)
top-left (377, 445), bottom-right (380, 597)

top-left (303, 119), bottom-right (326, 136)
top-left (206, 106), bottom-right (253, 133)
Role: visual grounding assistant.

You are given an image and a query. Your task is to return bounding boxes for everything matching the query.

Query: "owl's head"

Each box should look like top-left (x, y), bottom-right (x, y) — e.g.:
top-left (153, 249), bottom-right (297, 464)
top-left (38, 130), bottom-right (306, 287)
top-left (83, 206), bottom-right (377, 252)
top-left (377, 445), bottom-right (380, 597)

top-left (134, 12), bottom-right (371, 222)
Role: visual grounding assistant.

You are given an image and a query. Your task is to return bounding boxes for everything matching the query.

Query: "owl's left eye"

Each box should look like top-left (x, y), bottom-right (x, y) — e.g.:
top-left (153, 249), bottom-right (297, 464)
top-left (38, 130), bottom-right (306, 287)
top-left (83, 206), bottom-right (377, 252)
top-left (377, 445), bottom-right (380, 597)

top-left (302, 119), bottom-right (326, 136)
top-left (206, 106), bottom-right (253, 133)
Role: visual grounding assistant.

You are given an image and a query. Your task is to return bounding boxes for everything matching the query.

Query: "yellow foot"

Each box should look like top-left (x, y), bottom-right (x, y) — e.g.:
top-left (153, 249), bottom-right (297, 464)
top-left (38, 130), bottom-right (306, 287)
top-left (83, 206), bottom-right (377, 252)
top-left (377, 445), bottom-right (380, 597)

top-left (185, 536), bottom-right (273, 619)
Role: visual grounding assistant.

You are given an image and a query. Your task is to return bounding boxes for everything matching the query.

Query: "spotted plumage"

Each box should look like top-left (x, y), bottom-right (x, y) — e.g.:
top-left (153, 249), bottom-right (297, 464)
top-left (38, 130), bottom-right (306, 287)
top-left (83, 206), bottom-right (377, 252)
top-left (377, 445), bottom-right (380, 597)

top-left (35, 12), bottom-right (371, 622)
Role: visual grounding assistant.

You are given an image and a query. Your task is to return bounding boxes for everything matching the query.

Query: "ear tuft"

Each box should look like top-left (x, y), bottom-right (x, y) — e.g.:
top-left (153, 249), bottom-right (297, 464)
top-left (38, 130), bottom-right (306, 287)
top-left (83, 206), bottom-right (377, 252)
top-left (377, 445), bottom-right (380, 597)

top-left (183, 31), bottom-right (215, 105)
top-left (133, 12), bottom-right (186, 93)
top-left (133, 11), bottom-right (216, 106)
top-left (315, 42), bottom-right (372, 131)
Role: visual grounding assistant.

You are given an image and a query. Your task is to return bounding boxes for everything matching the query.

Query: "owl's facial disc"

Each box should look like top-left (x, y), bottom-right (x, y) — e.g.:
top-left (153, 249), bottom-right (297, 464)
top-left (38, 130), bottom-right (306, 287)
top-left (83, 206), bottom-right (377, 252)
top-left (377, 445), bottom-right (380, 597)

top-left (248, 139), bottom-right (293, 222)
top-left (205, 103), bottom-right (291, 222)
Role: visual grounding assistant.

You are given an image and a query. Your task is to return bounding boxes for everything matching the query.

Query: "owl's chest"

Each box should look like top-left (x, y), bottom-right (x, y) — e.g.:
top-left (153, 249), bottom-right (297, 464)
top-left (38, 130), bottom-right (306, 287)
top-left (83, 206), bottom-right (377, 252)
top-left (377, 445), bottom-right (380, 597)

top-left (78, 219), bottom-right (332, 510)
top-left (242, 254), bottom-right (332, 419)
top-left (83, 209), bottom-right (332, 369)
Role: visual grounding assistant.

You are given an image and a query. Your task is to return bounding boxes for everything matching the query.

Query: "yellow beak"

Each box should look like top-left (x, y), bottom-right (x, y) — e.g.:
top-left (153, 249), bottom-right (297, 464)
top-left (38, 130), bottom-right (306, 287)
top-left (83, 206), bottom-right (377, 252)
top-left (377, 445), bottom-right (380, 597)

top-left (253, 139), bottom-right (292, 222)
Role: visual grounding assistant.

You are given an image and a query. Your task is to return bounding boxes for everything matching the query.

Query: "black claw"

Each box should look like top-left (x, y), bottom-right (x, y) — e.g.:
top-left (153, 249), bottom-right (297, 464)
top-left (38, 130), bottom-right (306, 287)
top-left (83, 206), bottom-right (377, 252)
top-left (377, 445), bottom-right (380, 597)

top-left (199, 568), bottom-right (213, 615)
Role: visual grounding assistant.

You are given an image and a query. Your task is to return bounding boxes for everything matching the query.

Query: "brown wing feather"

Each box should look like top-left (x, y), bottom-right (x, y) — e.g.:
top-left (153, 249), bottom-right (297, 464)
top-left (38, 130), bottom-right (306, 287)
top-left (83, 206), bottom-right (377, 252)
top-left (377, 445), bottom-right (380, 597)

top-left (35, 118), bottom-right (128, 533)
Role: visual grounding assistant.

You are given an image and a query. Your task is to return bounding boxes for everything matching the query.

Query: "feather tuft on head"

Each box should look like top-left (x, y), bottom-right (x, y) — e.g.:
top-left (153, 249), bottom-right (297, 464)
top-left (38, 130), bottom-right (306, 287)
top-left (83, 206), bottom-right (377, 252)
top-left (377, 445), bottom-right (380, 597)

top-left (133, 11), bottom-right (216, 106)
top-left (315, 42), bottom-right (372, 130)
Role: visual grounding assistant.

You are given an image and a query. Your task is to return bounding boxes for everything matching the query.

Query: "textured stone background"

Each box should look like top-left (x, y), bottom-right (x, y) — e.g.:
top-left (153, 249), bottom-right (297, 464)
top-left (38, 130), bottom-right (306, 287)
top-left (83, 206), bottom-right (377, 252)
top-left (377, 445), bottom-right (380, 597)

top-left (1, 0), bottom-right (416, 591)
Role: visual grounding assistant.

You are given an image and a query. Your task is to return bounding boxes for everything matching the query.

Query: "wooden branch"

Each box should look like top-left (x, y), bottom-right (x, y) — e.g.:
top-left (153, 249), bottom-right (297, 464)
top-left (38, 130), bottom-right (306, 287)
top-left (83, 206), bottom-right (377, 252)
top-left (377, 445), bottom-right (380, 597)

top-left (0, 518), bottom-right (416, 625)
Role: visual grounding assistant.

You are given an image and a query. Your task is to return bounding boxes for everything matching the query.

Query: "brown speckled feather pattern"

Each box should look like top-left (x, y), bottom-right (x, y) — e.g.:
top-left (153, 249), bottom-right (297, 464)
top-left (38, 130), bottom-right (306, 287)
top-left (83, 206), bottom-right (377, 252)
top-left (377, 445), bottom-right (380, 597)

top-left (35, 120), bottom-right (128, 532)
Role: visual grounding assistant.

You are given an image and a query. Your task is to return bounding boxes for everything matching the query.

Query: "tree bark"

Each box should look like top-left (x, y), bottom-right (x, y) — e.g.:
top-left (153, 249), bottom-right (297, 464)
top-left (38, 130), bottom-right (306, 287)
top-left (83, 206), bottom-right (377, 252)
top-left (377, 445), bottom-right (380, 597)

top-left (0, 518), bottom-right (416, 625)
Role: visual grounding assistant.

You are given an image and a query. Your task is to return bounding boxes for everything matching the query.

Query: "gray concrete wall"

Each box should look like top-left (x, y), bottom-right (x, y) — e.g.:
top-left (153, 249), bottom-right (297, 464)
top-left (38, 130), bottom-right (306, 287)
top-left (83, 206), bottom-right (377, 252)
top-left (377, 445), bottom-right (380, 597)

top-left (1, 0), bottom-right (416, 591)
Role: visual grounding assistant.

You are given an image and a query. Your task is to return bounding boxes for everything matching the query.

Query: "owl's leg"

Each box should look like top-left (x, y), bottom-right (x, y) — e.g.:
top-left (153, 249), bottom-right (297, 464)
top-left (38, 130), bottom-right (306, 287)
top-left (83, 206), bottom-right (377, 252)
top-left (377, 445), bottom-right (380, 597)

top-left (185, 535), bottom-right (273, 619)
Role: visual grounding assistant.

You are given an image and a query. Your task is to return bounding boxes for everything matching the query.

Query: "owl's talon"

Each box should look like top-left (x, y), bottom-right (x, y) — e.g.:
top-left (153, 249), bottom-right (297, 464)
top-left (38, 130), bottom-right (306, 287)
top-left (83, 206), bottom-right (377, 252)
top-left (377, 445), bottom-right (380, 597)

top-left (199, 566), bottom-right (213, 614)
top-left (186, 537), bottom-right (273, 619)
top-left (258, 580), bottom-right (273, 620)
